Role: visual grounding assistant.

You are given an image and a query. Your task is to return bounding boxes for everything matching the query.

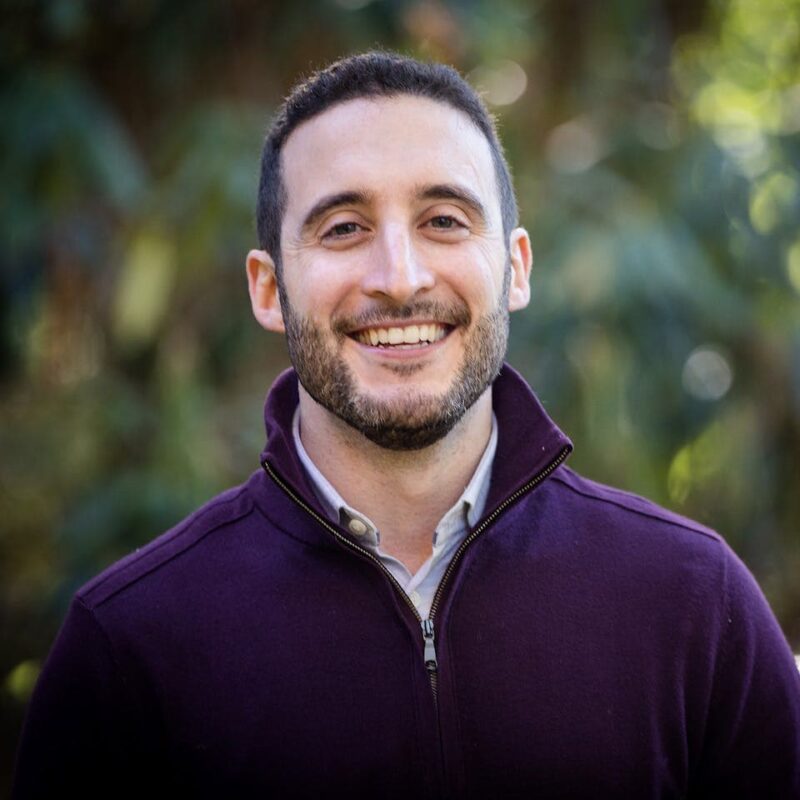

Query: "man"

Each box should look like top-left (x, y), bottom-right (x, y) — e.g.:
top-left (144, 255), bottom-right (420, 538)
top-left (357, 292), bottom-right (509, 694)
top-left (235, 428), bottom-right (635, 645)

top-left (13, 52), bottom-right (800, 798)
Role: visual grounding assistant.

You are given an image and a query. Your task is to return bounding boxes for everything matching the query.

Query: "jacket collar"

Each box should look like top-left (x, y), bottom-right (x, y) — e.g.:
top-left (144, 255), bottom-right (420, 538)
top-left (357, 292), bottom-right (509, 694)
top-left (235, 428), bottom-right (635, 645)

top-left (259, 363), bottom-right (572, 526)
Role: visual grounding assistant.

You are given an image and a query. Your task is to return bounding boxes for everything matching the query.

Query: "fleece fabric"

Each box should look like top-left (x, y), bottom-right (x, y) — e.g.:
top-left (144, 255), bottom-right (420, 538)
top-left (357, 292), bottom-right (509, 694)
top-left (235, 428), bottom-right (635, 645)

top-left (13, 365), bottom-right (800, 798)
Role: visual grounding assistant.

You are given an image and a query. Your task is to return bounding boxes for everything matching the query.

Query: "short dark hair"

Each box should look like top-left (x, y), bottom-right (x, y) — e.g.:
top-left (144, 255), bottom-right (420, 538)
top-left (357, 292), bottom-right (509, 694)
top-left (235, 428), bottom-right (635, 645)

top-left (256, 51), bottom-right (518, 266)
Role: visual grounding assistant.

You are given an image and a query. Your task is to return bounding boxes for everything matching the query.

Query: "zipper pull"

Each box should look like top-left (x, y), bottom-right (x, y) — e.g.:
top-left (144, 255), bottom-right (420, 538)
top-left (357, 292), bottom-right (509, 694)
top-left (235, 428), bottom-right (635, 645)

top-left (421, 618), bottom-right (437, 674)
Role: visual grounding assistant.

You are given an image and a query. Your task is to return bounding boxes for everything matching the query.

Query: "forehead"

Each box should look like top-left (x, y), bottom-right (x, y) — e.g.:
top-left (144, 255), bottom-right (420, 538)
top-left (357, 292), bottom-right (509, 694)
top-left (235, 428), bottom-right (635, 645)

top-left (280, 95), bottom-right (500, 227)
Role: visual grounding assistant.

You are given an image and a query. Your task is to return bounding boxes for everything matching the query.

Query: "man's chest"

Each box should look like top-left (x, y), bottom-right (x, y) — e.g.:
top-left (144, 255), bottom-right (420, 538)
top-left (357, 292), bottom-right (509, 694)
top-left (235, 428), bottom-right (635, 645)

top-left (126, 547), bottom-right (695, 799)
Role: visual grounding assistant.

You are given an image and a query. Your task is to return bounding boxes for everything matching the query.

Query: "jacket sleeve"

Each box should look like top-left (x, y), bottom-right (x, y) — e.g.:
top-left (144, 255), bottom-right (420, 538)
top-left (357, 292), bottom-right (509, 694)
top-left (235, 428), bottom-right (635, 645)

top-left (691, 543), bottom-right (800, 798)
top-left (12, 597), bottom-right (157, 799)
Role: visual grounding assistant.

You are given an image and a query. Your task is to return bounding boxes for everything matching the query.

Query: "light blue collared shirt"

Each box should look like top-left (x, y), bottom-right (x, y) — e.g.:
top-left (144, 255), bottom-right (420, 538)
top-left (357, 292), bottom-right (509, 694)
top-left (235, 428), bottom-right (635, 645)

top-left (292, 407), bottom-right (498, 619)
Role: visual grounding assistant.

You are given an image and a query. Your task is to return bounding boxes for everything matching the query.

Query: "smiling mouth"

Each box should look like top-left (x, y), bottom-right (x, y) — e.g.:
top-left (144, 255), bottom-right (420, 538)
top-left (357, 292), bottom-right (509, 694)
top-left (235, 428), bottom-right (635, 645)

top-left (350, 322), bottom-right (452, 348)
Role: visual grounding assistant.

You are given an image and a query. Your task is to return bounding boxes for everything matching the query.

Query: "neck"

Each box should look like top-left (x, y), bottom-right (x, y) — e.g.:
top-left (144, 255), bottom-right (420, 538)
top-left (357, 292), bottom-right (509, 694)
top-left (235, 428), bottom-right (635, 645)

top-left (297, 386), bottom-right (493, 571)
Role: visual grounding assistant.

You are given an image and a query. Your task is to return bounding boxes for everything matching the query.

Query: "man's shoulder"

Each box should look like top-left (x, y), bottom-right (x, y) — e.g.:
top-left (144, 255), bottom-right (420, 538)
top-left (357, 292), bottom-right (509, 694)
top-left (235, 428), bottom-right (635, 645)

top-left (547, 465), bottom-right (722, 548)
top-left (536, 466), bottom-right (745, 613)
top-left (75, 476), bottom-right (259, 612)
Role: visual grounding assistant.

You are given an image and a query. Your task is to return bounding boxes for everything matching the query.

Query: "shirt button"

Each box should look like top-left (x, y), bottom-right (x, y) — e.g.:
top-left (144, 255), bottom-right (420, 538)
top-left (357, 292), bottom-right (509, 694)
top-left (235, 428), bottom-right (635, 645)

top-left (410, 591), bottom-right (421, 606)
top-left (348, 518), bottom-right (368, 536)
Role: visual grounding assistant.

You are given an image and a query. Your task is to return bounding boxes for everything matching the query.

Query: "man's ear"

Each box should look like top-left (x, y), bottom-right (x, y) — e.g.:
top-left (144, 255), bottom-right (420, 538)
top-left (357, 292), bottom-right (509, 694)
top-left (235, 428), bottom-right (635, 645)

top-left (246, 249), bottom-right (285, 333)
top-left (507, 227), bottom-right (532, 312)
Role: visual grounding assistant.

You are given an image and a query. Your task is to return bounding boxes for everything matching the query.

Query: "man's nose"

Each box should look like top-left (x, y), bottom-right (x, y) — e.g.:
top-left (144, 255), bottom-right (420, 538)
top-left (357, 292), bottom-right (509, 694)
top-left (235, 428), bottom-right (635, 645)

top-left (360, 224), bottom-right (435, 303)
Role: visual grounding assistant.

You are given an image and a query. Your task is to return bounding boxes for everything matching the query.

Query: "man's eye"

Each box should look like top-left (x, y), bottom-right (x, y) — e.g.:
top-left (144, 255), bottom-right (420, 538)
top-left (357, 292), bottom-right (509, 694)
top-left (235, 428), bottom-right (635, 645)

top-left (324, 222), bottom-right (360, 238)
top-left (429, 216), bottom-right (461, 230)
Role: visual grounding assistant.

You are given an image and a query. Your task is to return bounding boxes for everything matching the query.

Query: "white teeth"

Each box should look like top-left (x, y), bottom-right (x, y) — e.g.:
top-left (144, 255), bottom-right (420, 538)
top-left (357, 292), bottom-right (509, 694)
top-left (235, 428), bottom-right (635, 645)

top-left (403, 325), bottom-right (419, 344)
top-left (355, 323), bottom-right (449, 346)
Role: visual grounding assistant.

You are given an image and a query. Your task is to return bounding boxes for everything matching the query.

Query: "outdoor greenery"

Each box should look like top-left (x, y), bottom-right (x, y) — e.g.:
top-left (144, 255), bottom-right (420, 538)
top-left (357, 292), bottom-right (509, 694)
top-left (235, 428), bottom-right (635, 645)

top-left (1, 0), bottom-right (798, 789)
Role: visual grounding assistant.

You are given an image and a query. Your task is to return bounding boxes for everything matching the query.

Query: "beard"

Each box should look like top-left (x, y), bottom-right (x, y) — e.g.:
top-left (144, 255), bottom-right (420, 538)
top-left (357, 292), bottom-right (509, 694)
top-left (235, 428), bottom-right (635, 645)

top-left (278, 277), bottom-right (510, 451)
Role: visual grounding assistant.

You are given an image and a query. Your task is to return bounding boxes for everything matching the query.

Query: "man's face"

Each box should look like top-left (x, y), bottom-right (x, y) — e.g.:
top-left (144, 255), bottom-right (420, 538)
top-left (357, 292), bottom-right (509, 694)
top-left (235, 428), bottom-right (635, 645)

top-left (253, 95), bottom-right (531, 450)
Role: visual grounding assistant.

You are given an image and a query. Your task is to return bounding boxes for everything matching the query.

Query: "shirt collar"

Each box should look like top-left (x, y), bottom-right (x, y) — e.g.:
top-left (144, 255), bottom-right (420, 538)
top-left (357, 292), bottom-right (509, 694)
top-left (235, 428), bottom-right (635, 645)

top-left (291, 406), bottom-right (498, 546)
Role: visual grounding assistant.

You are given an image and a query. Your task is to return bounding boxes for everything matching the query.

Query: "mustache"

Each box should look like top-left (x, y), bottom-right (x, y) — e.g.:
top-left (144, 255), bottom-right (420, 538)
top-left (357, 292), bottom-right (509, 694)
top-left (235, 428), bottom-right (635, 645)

top-left (332, 300), bottom-right (471, 334)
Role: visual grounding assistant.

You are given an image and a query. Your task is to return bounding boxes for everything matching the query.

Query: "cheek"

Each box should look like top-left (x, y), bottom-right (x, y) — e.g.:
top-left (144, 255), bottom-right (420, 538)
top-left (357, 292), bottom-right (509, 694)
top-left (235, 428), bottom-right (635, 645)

top-left (433, 242), bottom-right (506, 301)
top-left (283, 256), bottom-right (362, 318)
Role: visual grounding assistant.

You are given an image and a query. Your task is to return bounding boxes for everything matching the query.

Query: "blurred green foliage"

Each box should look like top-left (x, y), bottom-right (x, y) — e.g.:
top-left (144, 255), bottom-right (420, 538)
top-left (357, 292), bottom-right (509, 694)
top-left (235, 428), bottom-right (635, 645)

top-left (1, 0), bottom-right (799, 789)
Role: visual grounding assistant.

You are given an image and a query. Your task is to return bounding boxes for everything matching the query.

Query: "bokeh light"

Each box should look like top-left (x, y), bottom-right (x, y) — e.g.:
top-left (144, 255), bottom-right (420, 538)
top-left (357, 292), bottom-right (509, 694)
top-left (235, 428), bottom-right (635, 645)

top-left (469, 59), bottom-right (528, 106)
top-left (682, 346), bottom-right (734, 401)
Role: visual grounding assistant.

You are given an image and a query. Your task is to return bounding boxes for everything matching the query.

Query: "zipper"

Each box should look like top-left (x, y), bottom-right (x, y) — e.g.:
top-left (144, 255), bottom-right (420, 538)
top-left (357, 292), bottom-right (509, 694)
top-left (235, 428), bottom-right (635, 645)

top-left (261, 444), bottom-right (570, 699)
top-left (421, 618), bottom-right (438, 698)
top-left (427, 444), bottom-right (570, 619)
top-left (260, 459), bottom-right (422, 626)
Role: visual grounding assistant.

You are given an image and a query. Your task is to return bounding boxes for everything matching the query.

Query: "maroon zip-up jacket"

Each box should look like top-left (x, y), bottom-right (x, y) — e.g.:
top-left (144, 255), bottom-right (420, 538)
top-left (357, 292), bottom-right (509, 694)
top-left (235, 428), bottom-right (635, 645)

top-left (13, 365), bottom-right (800, 798)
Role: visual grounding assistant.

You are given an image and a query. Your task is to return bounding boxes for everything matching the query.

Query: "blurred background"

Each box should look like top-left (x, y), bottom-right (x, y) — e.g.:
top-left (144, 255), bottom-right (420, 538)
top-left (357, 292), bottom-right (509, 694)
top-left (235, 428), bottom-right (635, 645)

top-left (1, 0), bottom-right (799, 789)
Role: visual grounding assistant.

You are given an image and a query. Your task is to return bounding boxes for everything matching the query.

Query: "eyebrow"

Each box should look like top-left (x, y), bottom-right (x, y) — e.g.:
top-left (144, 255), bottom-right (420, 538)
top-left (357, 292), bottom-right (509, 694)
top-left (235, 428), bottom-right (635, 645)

top-left (298, 182), bottom-right (489, 234)
top-left (415, 183), bottom-right (488, 224)
top-left (300, 190), bottom-right (372, 233)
